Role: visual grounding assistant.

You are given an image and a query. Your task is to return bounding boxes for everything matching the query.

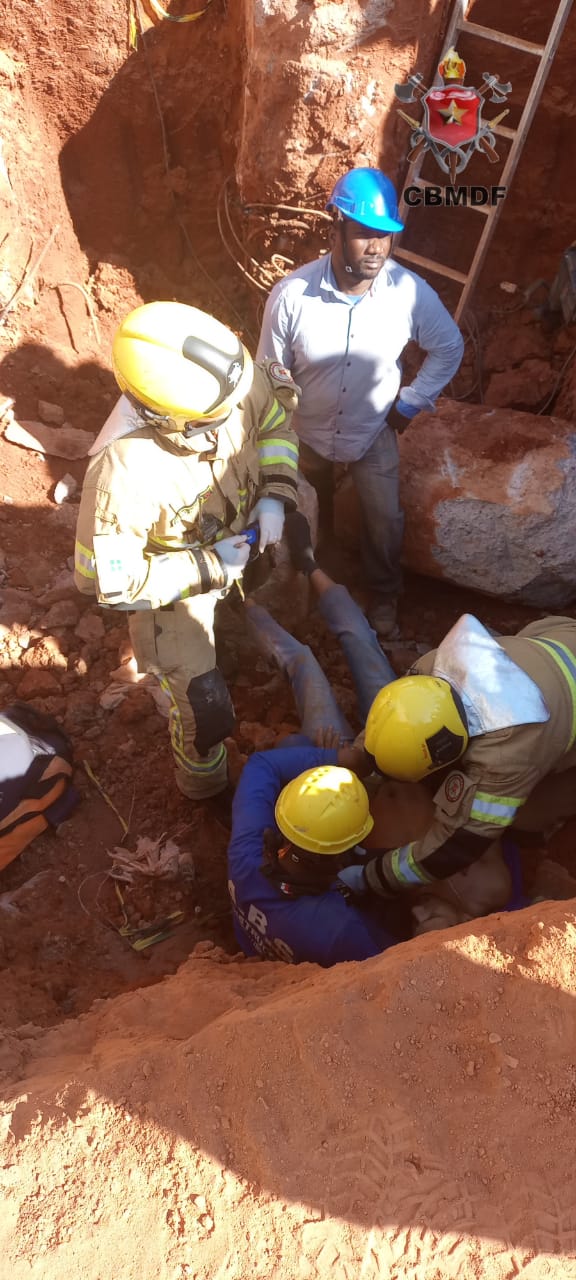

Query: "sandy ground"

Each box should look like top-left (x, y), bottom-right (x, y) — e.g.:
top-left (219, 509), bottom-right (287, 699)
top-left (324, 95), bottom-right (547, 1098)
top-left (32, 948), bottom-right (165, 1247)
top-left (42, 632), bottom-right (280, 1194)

top-left (1, 0), bottom-right (576, 1274)
top-left (2, 902), bottom-right (576, 1279)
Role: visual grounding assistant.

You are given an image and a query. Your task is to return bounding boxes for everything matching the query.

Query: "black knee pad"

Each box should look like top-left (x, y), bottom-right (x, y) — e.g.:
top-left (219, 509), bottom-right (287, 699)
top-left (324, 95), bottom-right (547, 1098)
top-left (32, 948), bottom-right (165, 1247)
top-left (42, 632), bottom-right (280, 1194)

top-left (186, 668), bottom-right (236, 756)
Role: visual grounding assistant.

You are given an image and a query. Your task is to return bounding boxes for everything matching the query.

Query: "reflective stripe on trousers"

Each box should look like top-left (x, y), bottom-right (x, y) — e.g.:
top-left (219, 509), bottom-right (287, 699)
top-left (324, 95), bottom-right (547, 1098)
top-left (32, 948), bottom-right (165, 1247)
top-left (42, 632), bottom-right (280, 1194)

top-left (129, 600), bottom-right (228, 798)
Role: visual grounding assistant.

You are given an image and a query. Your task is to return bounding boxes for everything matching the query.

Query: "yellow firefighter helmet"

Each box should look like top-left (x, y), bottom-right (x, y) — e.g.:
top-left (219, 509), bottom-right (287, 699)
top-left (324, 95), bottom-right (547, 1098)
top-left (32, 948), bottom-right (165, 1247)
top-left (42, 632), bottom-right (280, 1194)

top-left (112, 301), bottom-right (254, 427)
top-left (364, 675), bottom-right (469, 781)
top-left (275, 765), bottom-right (374, 855)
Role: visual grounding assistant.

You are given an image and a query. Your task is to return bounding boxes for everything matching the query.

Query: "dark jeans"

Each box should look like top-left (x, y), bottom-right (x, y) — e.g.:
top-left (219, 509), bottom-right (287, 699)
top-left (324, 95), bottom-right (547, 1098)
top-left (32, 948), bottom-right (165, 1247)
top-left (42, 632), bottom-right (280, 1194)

top-left (298, 426), bottom-right (404, 599)
top-left (246, 584), bottom-right (396, 741)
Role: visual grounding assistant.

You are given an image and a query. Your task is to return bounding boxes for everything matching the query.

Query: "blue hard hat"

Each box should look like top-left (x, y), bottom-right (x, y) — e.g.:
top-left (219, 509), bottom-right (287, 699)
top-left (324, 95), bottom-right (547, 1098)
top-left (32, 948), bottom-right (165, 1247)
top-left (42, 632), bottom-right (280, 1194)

top-left (326, 168), bottom-right (404, 233)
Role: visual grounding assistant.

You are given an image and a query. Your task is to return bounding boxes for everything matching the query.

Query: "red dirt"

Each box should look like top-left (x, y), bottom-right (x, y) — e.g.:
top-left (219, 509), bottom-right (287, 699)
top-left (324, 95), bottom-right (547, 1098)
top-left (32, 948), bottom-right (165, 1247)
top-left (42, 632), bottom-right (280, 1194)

top-left (3, 903), bottom-right (576, 1278)
top-left (1, 0), bottom-right (576, 1273)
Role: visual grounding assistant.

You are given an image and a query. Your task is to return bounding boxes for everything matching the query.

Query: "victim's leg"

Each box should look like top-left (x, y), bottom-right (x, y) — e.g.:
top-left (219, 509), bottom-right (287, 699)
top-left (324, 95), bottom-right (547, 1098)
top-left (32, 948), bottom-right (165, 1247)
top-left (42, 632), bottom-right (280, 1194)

top-left (314, 576), bottom-right (397, 723)
top-left (245, 600), bottom-right (353, 742)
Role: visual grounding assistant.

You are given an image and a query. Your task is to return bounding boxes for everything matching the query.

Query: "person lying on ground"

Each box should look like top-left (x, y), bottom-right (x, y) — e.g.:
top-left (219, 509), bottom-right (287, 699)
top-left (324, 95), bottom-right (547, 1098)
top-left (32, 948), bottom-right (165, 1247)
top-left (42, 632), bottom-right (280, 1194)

top-left (227, 744), bottom-right (522, 966)
top-left (251, 511), bottom-right (519, 928)
top-left (227, 750), bottom-right (410, 965)
top-left (227, 516), bottom-right (523, 964)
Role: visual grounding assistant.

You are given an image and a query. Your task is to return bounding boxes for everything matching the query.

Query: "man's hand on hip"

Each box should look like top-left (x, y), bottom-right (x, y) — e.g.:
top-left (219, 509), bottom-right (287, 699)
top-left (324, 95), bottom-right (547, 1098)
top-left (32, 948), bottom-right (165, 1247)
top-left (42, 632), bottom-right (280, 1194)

top-left (387, 402), bottom-right (415, 435)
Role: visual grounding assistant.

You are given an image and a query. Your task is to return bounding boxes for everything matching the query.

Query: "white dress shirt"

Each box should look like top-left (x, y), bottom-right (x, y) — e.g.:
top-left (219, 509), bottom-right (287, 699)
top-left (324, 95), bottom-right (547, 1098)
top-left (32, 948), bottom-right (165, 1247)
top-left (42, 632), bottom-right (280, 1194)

top-left (256, 254), bottom-right (464, 462)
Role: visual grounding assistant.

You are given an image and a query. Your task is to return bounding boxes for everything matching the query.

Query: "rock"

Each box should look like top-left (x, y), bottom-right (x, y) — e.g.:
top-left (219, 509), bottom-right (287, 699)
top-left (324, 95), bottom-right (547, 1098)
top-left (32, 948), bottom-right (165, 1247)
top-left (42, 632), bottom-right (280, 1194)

top-left (4, 418), bottom-right (95, 459)
top-left (483, 323), bottom-right (551, 374)
top-left (0, 589), bottom-right (35, 627)
top-left (37, 570), bottom-right (78, 606)
top-left (42, 600), bottom-right (80, 630)
top-left (552, 356), bottom-right (576, 423)
top-left (484, 360), bottom-right (557, 411)
top-left (74, 612), bottom-right (105, 643)
top-left (38, 400), bottom-right (65, 426)
top-left (63, 689), bottom-right (98, 728)
top-left (53, 473), bottom-right (78, 504)
top-left (21, 636), bottom-right (68, 671)
top-left (47, 505), bottom-right (79, 532)
top-left (393, 401), bottom-right (576, 607)
top-left (0, 621), bottom-right (30, 653)
top-left (16, 668), bottom-right (62, 699)
top-left (238, 721), bottom-right (277, 751)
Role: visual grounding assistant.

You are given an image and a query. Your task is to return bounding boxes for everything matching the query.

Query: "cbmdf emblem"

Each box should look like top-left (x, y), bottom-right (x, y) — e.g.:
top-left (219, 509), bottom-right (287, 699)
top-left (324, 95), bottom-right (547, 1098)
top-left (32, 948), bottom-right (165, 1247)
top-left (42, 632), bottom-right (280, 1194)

top-left (395, 48), bottom-right (512, 184)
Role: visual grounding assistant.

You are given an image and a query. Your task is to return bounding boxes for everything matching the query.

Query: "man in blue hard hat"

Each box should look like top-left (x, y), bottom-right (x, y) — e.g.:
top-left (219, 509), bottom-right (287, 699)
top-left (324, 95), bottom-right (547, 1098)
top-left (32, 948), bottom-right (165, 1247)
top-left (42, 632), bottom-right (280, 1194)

top-left (256, 167), bottom-right (464, 638)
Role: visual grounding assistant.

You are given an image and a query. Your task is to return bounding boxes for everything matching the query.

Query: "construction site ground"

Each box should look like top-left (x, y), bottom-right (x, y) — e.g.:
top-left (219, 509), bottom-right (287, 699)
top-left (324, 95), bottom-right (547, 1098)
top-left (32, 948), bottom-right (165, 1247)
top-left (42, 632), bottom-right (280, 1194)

top-left (2, 0), bottom-right (576, 1274)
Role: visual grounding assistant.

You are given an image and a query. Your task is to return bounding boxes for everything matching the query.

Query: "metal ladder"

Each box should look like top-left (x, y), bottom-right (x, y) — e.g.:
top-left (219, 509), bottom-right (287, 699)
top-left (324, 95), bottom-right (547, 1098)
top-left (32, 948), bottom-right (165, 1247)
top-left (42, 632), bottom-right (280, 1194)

top-left (394, 0), bottom-right (574, 321)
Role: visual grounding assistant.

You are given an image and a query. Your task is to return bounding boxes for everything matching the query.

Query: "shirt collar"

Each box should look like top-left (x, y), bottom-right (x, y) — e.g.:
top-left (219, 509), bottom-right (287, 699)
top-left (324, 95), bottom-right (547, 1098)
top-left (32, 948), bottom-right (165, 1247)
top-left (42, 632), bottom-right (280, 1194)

top-left (320, 255), bottom-right (392, 302)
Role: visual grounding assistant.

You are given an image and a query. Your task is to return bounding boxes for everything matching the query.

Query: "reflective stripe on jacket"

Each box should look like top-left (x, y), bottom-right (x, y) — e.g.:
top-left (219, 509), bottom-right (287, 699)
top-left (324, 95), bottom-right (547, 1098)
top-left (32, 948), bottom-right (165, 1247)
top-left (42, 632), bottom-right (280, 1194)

top-left (74, 362), bottom-right (299, 610)
top-left (365, 616), bottom-right (576, 894)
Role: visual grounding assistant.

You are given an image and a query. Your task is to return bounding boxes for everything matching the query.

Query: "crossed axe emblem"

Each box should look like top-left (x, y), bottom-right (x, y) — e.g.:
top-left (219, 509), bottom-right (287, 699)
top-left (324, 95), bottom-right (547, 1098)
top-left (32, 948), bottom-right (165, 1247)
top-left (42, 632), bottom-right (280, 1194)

top-left (395, 69), bottom-right (513, 183)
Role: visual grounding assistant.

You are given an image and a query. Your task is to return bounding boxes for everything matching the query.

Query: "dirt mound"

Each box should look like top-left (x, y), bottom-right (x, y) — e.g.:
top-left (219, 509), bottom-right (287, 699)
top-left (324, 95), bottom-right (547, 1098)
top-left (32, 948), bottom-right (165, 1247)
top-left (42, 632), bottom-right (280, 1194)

top-left (2, 901), bottom-right (576, 1278)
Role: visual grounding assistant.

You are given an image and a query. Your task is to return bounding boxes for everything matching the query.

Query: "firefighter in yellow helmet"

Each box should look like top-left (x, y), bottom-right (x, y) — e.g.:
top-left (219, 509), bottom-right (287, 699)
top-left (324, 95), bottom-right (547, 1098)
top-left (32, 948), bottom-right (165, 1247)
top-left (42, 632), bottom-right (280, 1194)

top-left (75, 302), bottom-right (300, 799)
top-left (338, 611), bottom-right (576, 901)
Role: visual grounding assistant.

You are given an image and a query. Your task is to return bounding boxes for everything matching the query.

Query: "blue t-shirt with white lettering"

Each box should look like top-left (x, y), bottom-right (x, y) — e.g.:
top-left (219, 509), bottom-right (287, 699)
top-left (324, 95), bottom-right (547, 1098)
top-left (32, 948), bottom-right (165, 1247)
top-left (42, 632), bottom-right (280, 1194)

top-left (227, 747), bottom-right (400, 966)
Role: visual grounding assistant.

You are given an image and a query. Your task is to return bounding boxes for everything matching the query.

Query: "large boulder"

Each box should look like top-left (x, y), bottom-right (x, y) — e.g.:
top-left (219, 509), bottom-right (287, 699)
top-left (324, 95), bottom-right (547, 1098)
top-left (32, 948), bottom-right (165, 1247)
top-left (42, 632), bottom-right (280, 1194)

top-left (335, 401), bottom-right (576, 608)
top-left (400, 401), bottom-right (576, 607)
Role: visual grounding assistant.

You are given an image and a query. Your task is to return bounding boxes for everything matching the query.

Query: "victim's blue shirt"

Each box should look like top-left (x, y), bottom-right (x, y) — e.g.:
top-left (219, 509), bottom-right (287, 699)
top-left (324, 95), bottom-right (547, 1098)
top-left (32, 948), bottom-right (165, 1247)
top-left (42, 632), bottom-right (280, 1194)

top-left (227, 746), bottom-right (400, 967)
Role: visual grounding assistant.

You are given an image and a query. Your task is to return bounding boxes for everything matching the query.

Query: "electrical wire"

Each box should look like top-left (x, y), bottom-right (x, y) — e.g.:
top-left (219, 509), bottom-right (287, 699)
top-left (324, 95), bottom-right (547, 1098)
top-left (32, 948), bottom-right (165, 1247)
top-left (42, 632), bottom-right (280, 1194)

top-left (216, 177), bottom-right (314, 300)
top-left (242, 201), bottom-right (332, 222)
top-left (216, 179), bottom-right (278, 294)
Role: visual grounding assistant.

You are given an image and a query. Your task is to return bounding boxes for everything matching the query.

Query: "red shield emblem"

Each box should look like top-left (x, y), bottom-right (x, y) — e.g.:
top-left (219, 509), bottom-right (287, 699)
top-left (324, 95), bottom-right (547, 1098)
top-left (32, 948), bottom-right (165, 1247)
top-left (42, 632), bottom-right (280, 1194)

top-left (423, 86), bottom-right (482, 149)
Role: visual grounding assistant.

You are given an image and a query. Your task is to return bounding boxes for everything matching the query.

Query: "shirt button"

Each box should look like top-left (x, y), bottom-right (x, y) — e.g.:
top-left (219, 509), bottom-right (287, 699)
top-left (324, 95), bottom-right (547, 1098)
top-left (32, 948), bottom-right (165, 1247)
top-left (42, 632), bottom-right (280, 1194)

top-left (346, 361), bottom-right (351, 367)
top-left (342, 387), bottom-right (347, 392)
top-left (338, 410), bottom-right (343, 415)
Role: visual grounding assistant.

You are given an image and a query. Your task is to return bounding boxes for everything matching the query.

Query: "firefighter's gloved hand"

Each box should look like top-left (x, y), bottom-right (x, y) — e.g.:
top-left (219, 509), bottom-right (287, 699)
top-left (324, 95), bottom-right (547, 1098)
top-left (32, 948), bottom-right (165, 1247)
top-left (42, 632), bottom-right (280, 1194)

top-left (213, 535), bottom-right (251, 582)
top-left (248, 497), bottom-right (285, 552)
top-left (337, 865), bottom-right (368, 895)
top-left (387, 399), bottom-right (420, 435)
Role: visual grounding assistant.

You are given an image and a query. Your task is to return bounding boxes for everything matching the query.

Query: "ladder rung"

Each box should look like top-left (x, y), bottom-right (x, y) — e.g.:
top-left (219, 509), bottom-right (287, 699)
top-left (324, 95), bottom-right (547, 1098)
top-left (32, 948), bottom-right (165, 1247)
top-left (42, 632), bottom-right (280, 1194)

top-left (458, 18), bottom-right (545, 55)
top-left (394, 248), bottom-right (467, 285)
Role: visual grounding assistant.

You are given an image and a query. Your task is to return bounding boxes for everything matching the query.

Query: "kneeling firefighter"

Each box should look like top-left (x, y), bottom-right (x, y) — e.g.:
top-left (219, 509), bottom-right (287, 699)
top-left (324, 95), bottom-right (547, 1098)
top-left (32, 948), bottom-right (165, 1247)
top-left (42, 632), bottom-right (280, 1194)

top-left (340, 613), bottom-right (576, 901)
top-left (74, 302), bottom-right (300, 799)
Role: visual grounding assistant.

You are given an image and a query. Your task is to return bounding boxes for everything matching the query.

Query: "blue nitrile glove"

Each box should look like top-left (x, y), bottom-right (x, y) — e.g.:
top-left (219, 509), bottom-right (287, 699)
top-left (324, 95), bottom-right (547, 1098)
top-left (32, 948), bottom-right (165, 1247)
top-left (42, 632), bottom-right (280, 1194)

top-left (247, 497), bottom-right (285, 552)
top-left (337, 865), bottom-right (368, 895)
top-left (387, 398), bottom-right (421, 435)
top-left (213, 534), bottom-right (251, 582)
